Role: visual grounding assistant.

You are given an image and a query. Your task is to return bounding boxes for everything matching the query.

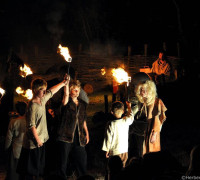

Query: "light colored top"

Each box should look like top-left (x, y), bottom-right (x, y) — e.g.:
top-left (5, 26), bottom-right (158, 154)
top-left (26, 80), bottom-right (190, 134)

top-left (151, 59), bottom-right (170, 76)
top-left (5, 116), bottom-right (26, 158)
top-left (23, 90), bottom-right (53, 149)
top-left (102, 111), bottom-right (134, 155)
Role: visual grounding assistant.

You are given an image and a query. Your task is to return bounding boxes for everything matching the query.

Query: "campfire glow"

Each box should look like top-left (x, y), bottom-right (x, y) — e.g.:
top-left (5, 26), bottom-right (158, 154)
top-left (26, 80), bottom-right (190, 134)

top-left (111, 67), bottom-right (131, 85)
top-left (58, 44), bottom-right (72, 62)
top-left (19, 64), bottom-right (33, 77)
top-left (16, 87), bottom-right (33, 100)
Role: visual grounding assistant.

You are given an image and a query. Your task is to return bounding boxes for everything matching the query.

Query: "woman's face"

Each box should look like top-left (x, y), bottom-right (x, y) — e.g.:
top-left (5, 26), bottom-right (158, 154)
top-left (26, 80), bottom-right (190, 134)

top-left (140, 86), bottom-right (148, 98)
top-left (70, 86), bottom-right (80, 98)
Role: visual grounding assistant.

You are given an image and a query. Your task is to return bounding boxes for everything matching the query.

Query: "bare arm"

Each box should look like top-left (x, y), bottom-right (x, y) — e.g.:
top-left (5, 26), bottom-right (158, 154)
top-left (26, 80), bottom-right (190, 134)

top-left (49, 81), bottom-right (65, 95)
top-left (62, 81), bottom-right (70, 105)
top-left (49, 74), bottom-right (70, 95)
top-left (31, 126), bottom-right (43, 147)
top-left (5, 119), bottom-right (14, 150)
top-left (83, 121), bottom-right (89, 144)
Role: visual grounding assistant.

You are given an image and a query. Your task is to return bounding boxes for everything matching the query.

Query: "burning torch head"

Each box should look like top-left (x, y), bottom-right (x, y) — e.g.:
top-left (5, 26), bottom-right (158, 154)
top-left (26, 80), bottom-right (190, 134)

top-left (68, 57), bottom-right (72, 62)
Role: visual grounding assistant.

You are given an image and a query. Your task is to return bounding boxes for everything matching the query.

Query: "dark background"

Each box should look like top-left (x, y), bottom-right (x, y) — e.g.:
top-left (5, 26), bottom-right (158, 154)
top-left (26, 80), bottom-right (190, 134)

top-left (1, 0), bottom-right (200, 57)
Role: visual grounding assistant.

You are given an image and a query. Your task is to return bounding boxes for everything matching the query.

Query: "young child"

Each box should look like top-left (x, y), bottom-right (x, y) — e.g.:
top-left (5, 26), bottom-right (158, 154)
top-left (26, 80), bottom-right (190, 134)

top-left (17, 76), bottom-right (69, 180)
top-left (5, 101), bottom-right (27, 180)
top-left (57, 79), bottom-right (89, 179)
top-left (102, 101), bottom-right (134, 167)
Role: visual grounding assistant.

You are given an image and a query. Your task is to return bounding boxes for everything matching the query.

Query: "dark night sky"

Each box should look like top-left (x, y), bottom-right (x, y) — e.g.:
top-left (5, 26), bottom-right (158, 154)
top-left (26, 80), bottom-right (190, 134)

top-left (0, 0), bottom-right (200, 56)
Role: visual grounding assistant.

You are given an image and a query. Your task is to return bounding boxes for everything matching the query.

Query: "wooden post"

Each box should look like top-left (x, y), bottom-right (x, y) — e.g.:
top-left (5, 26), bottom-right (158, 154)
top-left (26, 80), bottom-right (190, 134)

top-left (104, 95), bottom-right (108, 114)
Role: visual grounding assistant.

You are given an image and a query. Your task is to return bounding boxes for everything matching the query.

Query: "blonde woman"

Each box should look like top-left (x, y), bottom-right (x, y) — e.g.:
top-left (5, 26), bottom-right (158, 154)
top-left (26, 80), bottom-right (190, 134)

top-left (133, 80), bottom-right (167, 155)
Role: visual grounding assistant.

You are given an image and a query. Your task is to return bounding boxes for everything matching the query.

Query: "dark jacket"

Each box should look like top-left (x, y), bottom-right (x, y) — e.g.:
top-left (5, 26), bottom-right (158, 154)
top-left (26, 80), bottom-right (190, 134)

top-left (57, 97), bottom-right (87, 146)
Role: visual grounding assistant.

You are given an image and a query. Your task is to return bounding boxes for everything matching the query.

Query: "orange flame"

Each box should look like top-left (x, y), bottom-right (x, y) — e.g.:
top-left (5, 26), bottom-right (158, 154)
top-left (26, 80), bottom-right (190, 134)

top-left (58, 44), bottom-right (72, 62)
top-left (101, 68), bottom-right (106, 75)
top-left (16, 87), bottom-right (33, 100)
top-left (0, 87), bottom-right (5, 96)
top-left (19, 64), bottom-right (33, 77)
top-left (111, 67), bottom-right (131, 85)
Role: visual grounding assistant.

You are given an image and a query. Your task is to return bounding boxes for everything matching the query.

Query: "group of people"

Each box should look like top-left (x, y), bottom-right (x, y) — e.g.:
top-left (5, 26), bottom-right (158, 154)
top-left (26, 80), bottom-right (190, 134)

top-left (5, 71), bottom-right (168, 180)
top-left (5, 75), bottom-right (90, 180)
top-left (4, 49), bottom-right (174, 180)
top-left (102, 79), bottom-right (167, 173)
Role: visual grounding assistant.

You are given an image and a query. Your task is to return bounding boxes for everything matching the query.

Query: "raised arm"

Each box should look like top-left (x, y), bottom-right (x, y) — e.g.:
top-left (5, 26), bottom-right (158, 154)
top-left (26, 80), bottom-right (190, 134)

top-left (62, 83), bottom-right (70, 105)
top-left (49, 74), bottom-right (70, 95)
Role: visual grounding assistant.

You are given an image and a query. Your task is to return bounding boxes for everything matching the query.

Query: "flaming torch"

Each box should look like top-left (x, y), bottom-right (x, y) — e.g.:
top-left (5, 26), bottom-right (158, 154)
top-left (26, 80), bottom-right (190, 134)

top-left (111, 67), bottom-right (131, 101)
top-left (0, 87), bottom-right (5, 102)
top-left (19, 64), bottom-right (33, 78)
top-left (16, 87), bottom-right (33, 100)
top-left (58, 44), bottom-right (72, 75)
top-left (101, 67), bottom-right (106, 76)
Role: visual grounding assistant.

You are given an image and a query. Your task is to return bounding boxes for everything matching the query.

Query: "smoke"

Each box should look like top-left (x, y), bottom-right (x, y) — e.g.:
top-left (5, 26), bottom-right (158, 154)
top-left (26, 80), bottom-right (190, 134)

top-left (46, 2), bottom-right (66, 43)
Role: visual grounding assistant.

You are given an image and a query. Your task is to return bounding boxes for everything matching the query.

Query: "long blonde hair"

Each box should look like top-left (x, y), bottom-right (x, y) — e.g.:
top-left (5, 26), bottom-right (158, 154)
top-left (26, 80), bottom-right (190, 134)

top-left (135, 80), bottom-right (157, 105)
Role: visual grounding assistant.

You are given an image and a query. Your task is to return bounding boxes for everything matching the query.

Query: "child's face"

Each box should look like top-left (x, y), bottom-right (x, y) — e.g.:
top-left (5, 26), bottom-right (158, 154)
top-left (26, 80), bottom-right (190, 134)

top-left (70, 86), bottom-right (80, 98)
top-left (112, 109), bottom-right (124, 119)
top-left (35, 86), bottom-right (47, 98)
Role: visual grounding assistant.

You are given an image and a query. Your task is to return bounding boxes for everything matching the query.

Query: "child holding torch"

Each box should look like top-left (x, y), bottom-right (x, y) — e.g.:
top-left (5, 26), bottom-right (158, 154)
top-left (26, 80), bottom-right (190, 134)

top-left (57, 79), bottom-right (89, 179)
top-left (17, 75), bottom-right (69, 180)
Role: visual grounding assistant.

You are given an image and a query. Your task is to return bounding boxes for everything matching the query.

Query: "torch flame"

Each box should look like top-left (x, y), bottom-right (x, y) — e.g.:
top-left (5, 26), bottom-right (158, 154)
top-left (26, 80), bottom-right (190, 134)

top-left (24, 89), bottom-right (33, 100)
top-left (58, 44), bottom-right (72, 62)
top-left (16, 87), bottom-right (33, 100)
top-left (0, 87), bottom-right (5, 96)
top-left (111, 67), bottom-right (131, 85)
top-left (16, 87), bottom-right (24, 94)
top-left (20, 64), bottom-right (33, 77)
top-left (101, 68), bottom-right (106, 75)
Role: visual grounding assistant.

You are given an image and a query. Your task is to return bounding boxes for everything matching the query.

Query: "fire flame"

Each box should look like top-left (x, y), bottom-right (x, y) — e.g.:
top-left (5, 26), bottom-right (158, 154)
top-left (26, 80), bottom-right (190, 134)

top-left (16, 87), bottom-right (33, 100)
top-left (101, 68), bottom-right (106, 75)
top-left (58, 44), bottom-right (72, 62)
top-left (20, 64), bottom-right (33, 77)
top-left (0, 87), bottom-right (5, 96)
top-left (111, 67), bottom-right (131, 85)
